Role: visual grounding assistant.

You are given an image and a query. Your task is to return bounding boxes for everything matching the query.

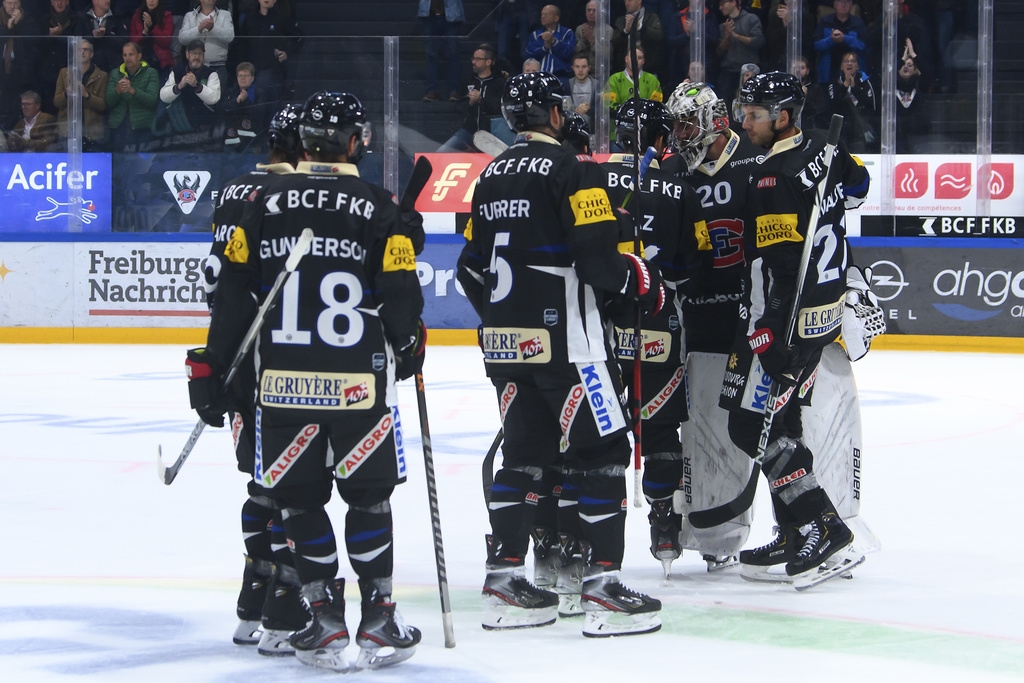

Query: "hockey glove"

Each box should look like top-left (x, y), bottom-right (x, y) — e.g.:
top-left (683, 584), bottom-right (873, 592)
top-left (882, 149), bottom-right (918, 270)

top-left (185, 347), bottom-right (226, 428)
top-left (395, 319), bottom-right (427, 381)
top-left (621, 252), bottom-right (666, 316)
top-left (842, 265), bottom-right (886, 361)
top-left (402, 210), bottom-right (426, 255)
top-left (748, 324), bottom-right (802, 388)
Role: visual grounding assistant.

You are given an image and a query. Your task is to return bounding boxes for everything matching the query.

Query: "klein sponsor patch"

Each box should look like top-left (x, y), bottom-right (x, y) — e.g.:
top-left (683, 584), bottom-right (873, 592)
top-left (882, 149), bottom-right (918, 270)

top-left (579, 363), bottom-right (627, 436)
top-left (755, 213), bottom-right (802, 247)
top-left (262, 424), bottom-right (320, 487)
top-left (569, 187), bottom-right (614, 226)
top-left (382, 234), bottom-right (416, 272)
top-left (336, 412), bottom-right (394, 479)
top-left (798, 297), bottom-right (845, 338)
top-left (223, 225), bottom-right (250, 263)
top-left (481, 327), bottom-right (552, 363)
top-left (260, 369), bottom-right (375, 409)
top-left (757, 176), bottom-right (777, 188)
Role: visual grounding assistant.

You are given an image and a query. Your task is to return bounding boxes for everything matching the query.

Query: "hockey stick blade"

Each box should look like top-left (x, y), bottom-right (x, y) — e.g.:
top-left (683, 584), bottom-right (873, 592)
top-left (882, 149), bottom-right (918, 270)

top-left (401, 156), bottom-right (434, 213)
top-left (472, 129), bottom-right (509, 158)
top-left (158, 228), bottom-right (315, 485)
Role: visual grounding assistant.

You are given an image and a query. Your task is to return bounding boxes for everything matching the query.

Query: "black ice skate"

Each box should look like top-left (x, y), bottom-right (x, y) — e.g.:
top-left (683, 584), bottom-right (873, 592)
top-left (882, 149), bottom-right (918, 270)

top-left (786, 512), bottom-right (865, 591)
top-left (233, 555), bottom-right (271, 645)
top-left (289, 578), bottom-right (350, 672)
top-left (555, 533), bottom-right (583, 619)
top-left (580, 543), bottom-right (661, 638)
top-left (531, 526), bottom-right (558, 590)
top-left (257, 563), bottom-right (310, 657)
top-left (481, 534), bottom-right (558, 630)
top-left (739, 525), bottom-right (801, 584)
top-left (648, 500), bottom-right (682, 578)
top-left (354, 578), bottom-right (422, 670)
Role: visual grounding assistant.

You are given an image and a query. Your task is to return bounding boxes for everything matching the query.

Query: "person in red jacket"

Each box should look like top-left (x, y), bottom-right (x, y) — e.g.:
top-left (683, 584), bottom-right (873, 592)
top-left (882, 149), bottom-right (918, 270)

top-left (130, 0), bottom-right (175, 75)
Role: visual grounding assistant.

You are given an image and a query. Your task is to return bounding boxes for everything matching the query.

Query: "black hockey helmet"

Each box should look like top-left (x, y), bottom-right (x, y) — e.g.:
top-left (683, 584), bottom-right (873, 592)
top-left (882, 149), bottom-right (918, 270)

top-left (736, 71), bottom-right (805, 122)
top-left (563, 111), bottom-right (592, 153)
top-left (502, 71), bottom-right (569, 134)
top-left (614, 97), bottom-right (674, 153)
top-left (299, 91), bottom-right (372, 161)
top-left (267, 103), bottom-right (303, 157)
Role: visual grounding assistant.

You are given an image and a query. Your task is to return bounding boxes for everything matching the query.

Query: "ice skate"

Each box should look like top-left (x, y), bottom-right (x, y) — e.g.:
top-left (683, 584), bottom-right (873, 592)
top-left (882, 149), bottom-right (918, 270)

top-left (290, 578), bottom-right (350, 672)
top-left (482, 535), bottom-right (558, 630)
top-left (555, 533), bottom-right (583, 619)
top-left (233, 555), bottom-right (271, 645)
top-left (531, 527), bottom-right (558, 589)
top-left (739, 525), bottom-right (800, 584)
top-left (786, 512), bottom-right (865, 591)
top-left (581, 568), bottom-right (662, 637)
top-left (257, 564), bottom-right (309, 657)
top-left (703, 553), bottom-right (738, 572)
top-left (353, 579), bottom-right (421, 670)
top-left (648, 500), bottom-right (682, 579)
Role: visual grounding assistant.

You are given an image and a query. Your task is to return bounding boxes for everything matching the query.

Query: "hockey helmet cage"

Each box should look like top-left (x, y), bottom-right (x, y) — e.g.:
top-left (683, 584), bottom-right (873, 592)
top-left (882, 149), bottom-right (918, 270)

top-left (736, 71), bottom-right (804, 123)
top-left (502, 71), bottom-right (569, 133)
top-left (267, 103), bottom-right (303, 157)
top-left (299, 91), bottom-right (372, 160)
top-left (614, 97), bottom-right (674, 153)
top-left (665, 81), bottom-right (729, 172)
top-left (563, 110), bottom-right (592, 153)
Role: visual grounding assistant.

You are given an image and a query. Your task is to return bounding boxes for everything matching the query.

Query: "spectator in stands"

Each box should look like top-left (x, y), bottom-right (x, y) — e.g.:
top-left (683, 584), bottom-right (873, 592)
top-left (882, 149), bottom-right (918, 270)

top-left (222, 61), bottom-right (264, 150)
top-left (573, 0), bottom-right (604, 69)
top-left (896, 0), bottom-right (933, 91)
top-left (106, 40), bottom-right (158, 150)
top-left (569, 53), bottom-right (595, 129)
top-left (715, 0), bottom-right (764, 103)
top-left (238, 0), bottom-right (303, 103)
top-left (764, 0), bottom-right (814, 71)
top-left (7, 90), bottom-right (58, 151)
top-left (666, 1), bottom-right (720, 94)
top-left (729, 61), bottom-right (758, 130)
top-left (163, 0), bottom-right (188, 63)
top-left (53, 38), bottom-right (109, 149)
top-left (40, 0), bottom-right (75, 112)
top-left (437, 42), bottom-right (506, 152)
top-left (828, 49), bottom-right (877, 152)
top-left (158, 38), bottom-right (219, 133)
top-left (419, 0), bottom-right (464, 102)
top-left (813, 0), bottom-right (867, 84)
top-left (493, 0), bottom-right (539, 74)
top-left (612, 0), bottom-right (665, 84)
top-left (74, 0), bottom-right (129, 72)
top-left (130, 0), bottom-right (175, 77)
top-left (895, 37), bottom-right (926, 151)
top-left (522, 57), bottom-right (540, 73)
top-left (178, 0), bottom-right (232, 87)
top-left (795, 53), bottom-right (829, 129)
top-left (1, 0), bottom-right (42, 125)
top-left (525, 4), bottom-right (576, 84)
top-left (605, 43), bottom-right (662, 115)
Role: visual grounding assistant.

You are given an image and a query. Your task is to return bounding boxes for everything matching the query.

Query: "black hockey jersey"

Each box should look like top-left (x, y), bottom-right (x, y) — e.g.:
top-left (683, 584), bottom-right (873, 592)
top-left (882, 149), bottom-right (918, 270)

top-left (206, 161), bottom-right (424, 422)
top-left (457, 131), bottom-right (629, 375)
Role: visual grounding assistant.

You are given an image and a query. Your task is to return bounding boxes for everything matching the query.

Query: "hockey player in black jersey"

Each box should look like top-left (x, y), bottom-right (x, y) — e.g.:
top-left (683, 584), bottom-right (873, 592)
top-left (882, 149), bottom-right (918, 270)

top-left (723, 72), bottom-right (871, 589)
top-left (189, 91), bottom-right (425, 671)
top-left (457, 71), bottom-right (664, 638)
top-left (601, 97), bottom-right (711, 578)
top-left (191, 103), bottom-right (310, 655)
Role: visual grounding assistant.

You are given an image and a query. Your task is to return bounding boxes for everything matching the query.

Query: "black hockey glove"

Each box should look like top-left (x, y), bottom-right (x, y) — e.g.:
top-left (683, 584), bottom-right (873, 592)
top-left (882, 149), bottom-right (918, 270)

top-left (402, 210), bottom-right (426, 255)
top-left (185, 347), bottom-right (226, 428)
top-left (748, 323), bottom-right (802, 388)
top-left (621, 252), bottom-right (666, 316)
top-left (395, 319), bottom-right (427, 381)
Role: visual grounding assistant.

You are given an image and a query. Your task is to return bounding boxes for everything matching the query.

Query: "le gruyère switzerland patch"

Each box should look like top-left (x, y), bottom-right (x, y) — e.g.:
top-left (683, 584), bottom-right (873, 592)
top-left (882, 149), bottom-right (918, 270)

top-left (570, 188), bottom-right (614, 226)
top-left (382, 234), bottom-right (416, 272)
top-left (798, 296), bottom-right (845, 338)
top-left (223, 225), bottom-right (250, 263)
top-left (260, 370), bottom-right (376, 409)
top-left (755, 213), bottom-right (802, 247)
top-left (481, 327), bottom-right (552, 363)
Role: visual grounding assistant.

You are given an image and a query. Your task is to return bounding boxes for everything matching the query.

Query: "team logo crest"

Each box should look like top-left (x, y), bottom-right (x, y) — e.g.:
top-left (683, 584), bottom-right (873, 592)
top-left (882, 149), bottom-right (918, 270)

top-left (163, 171), bottom-right (212, 215)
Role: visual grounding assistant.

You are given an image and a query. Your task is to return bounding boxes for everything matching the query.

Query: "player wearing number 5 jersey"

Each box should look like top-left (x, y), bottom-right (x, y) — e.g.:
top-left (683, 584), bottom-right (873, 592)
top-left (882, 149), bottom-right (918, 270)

top-left (202, 91), bottom-right (425, 672)
top-left (457, 71), bottom-right (663, 638)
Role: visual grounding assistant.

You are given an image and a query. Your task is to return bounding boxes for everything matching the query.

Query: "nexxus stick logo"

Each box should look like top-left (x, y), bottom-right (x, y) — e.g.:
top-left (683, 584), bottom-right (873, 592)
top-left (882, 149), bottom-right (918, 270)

top-left (163, 171), bottom-right (212, 215)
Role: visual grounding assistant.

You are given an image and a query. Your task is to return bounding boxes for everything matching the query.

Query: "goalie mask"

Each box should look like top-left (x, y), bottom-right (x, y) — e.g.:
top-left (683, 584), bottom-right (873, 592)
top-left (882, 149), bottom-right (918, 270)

top-left (665, 81), bottom-right (730, 172)
top-left (842, 265), bottom-right (887, 361)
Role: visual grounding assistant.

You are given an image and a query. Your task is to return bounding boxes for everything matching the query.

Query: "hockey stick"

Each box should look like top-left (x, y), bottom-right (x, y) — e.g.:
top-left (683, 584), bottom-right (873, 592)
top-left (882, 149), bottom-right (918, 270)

top-left (472, 129), bottom-right (510, 158)
top-left (481, 427), bottom-right (504, 507)
top-left (755, 114), bottom-right (844, 465)
top-left (158, 228), bottom-right (315, 485)
top-left (415, 373), bottom-right (456, 648)
top-left (401, 155), bottom-right (434, 213)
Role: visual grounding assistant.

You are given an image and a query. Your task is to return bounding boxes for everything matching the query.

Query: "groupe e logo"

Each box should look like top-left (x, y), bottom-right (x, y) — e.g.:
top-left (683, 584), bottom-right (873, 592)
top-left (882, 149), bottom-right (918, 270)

top-left (894, 162), bottom-right (1014, 200)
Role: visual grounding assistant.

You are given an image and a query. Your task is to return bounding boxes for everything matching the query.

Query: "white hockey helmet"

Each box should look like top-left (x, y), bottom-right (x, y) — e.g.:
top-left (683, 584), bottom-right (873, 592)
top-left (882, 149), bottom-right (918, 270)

top-left (665, 81), bottom-right (730, 172)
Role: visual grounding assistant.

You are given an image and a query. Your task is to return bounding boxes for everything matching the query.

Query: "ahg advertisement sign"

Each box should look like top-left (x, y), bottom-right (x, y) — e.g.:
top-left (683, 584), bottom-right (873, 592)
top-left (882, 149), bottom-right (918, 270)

top-left (854, 241), bottom-right (1024, 337)
top-left (0, 153), bottom-right (111, 232)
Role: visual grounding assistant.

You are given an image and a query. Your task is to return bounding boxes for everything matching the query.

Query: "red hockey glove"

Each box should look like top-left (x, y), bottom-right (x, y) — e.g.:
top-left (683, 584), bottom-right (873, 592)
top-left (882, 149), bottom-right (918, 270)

top-left (748, 324), bottom-right (802, 388)
top-left (395, 319), bottom-right (427, 381)
top-left (185, 347), bottom-right (226, 427)
top-left (621, 252), bottom-right (666, 316)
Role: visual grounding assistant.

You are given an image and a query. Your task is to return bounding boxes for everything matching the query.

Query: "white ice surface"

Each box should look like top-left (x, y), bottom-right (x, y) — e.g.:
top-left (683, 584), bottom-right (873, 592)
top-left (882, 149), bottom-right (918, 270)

top-left (2, 345), bottom-right (1023, 682)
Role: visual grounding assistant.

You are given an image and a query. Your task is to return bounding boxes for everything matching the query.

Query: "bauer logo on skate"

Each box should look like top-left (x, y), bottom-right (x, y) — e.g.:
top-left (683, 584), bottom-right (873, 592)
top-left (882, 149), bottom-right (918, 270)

top-left (336, 413), bottom-right (394, 479)
top-left (481, 327), bottom-right (551, 363)
top-left (260, 370), bottom-right (375, 409)
top-left (262, 424), bottom-right (320, 487)
top-left (755, 213), bottom-right (801, 246)
top-left (799, 297), bottom-right (845, 338)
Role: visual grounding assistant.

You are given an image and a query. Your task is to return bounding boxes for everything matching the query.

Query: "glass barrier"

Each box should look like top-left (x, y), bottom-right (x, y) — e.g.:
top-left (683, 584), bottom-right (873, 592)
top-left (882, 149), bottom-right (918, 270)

top-left (0, 1), bottom-right (1018, 236)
